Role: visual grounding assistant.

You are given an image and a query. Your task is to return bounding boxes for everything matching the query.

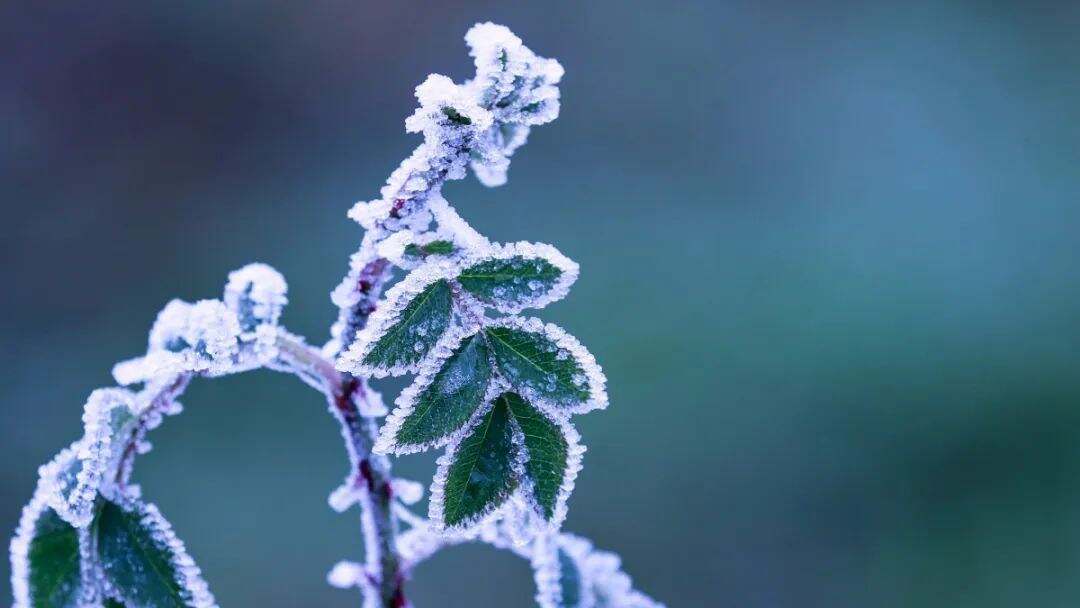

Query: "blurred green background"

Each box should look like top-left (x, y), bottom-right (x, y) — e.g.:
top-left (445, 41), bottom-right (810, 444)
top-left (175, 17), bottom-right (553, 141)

top-left (3, 1), bottom-right (1080, 606)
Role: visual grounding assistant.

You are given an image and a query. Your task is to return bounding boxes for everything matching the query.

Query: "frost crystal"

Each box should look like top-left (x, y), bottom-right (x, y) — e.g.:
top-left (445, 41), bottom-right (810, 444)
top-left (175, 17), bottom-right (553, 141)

top-left (391, 478), bottom-right (425, 506)
top-left (114, 299), bottom-right (242, 384)
top-left (457, 241), bottom-right (579, 314)
top-left (336, 260), bottom-right (463, 378)
top-left (97, 494), bottom-right (218, 608)
top-left (39, 389), bottom-right (138, 527)
top-left (10, 483), bottom-right (48, 608)
top-left (224, 262), bottom-right (288, 332)
top-left (373, 323), bottom-right (486, 455)
top-left (485, 316), bottom-right (609, 415)
top-left (326, 560), bottom-right (366, 589)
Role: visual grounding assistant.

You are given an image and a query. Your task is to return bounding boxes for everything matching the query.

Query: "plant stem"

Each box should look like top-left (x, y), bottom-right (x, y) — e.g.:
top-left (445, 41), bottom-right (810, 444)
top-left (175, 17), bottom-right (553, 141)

top-left (275, 334), bottom-right (406, 608)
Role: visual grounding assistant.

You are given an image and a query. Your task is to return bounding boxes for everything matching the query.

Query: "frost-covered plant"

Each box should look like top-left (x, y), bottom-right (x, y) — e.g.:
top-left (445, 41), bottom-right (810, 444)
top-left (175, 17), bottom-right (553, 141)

top-left (9, 23), bottom-right (662, 608)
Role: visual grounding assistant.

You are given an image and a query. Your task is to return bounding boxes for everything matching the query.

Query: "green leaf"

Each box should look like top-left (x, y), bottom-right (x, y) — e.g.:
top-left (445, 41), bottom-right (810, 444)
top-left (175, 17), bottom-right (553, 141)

top-left (504, 393), bottom-right (568, 520)
top-left (439, 397), bottom-right (519, 527)
top-left (442, 106), bottom-right (472, 125)
top-left (457, 249), bottom-right (571, 312)
top-left (361, 278), bottom-right (453, 374)
top-left (25, 506), bottom-right (83, 608)
top-left (485, 325), bottom-right (592, 410)
top-left (557, 548), bottom-right (584, 608)
top-left (96, 499), bottom-right (191, 608)
top-left (403, 240), bottom-right (456, 258)
top-left (391, 332), bottom-right (493, 451)
top-left (104, 599), bottom-right (126, 608)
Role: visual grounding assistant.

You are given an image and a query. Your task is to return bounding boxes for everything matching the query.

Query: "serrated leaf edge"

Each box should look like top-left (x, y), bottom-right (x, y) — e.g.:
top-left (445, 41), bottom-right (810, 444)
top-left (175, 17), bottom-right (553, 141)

top-left (427, 381), bottom-right (528, 534)
top-left (484, 316), bottom-right (609, 415)
top-left (336, 263), bottom-right (458, 378)
top-left (97, 491), bottom-right (218, 608)
top-left (373, 323), bottom-right (487, 455)
top-left (512, 402), bottom-right (585, 531)
top-left (456, 241), bottom-right (579, 314)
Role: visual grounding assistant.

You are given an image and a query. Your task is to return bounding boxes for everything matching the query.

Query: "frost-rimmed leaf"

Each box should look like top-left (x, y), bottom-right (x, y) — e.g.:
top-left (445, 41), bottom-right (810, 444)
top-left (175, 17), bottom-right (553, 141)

top-left (375, 326), bottom-right (493, 455)
top-left (10, 486), bottom-right (86, 608)
top-left (39, 389), bottom-right (138, 528)
top-left (96, 495), bottom-right (217, 608)
top-left (337, 263), bottom-right (458, 377)
top-left (504, 393), bottom-right (584, 528)
top-left (483, 317), bottom-right (607, 414)
top-left (456, 242), bottom-right (578, 313)
top-left (429, 388), bottom-right (525, 531)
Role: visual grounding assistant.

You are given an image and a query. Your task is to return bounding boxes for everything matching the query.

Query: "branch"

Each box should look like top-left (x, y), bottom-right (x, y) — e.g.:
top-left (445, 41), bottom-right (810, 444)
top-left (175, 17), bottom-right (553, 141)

top-left (274, 333), bottom-right (406, 608)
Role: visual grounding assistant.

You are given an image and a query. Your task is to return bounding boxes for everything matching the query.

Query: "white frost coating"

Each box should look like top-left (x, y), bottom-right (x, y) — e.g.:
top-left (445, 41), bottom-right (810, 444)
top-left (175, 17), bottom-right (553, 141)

top-left (391, 478), bottom-right (425, 506)
top-left (356, 383), bottom-right (389, 417)
top-left (374, 230), bottom-right (416, 267)
top-left (532, 534), bottom-right (577, 608)
top-left (326, 560), bottom-right (366, 589)
top-left (464, 22), bottom-right (564, 187)
top-left (427, 193), bottom-right (490, 252)
top-left (98, 492), bottom-right (219, 608)
top-left (427, 380), bottom-right (529, 534)
top-left (458, 241), bottom-right (579, 314)
top-left (580, 542), bottom-right (665, 608)
top-left (10, 482), bottom-right (47, 608)
top-left (342, 22), bottom-right (562, 238)
top-left (486, 316), bottom-right (609, 415)
top-left (328, 479), bottom-right (363, 513)
top-left (406, 74), bottom-right (494, 140)
top-left (40, 389), bottom-right (138, 528)
top-left (372, 323), bottom-right (485, 455)
top-left (224, 262), bottom-right (288, 331)
top-left (515, 408), bottom-right (586, 532)
top-left (336, 259), bottom-right (462, 378)
top-left (114, 299), bottom-right (243, 384)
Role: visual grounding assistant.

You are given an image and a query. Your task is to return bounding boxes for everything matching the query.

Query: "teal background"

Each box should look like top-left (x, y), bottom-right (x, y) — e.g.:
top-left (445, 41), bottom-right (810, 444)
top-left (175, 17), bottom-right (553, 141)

top-left (3, 1), bottom-right (1080, 606)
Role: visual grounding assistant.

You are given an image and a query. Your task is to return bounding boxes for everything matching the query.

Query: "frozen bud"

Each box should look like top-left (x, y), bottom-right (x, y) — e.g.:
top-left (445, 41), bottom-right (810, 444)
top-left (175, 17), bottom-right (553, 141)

top-left (146, 299), bottom-right (242, 376)
top-left (224, 263), bottom-right (288, 331)
top-left (391, 478), bottom-right (424, 505)
top-left (406, 74), bottom-right (493, 139)
top-left (327, 561), bottom-right (366, 589)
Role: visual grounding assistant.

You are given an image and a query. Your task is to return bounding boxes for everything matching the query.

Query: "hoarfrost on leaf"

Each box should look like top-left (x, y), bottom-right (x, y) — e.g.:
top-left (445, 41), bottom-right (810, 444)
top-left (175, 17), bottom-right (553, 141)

top-left (483, 317), bottom-right (608, 415)
top-left (95, 494), bottom-right (217, 608)
top-left (375, 326), bottom-right (493, 455)
top-left (456, 241), bottom-right (579, 313)
top-left (337, 263), bottom-right (459, 377)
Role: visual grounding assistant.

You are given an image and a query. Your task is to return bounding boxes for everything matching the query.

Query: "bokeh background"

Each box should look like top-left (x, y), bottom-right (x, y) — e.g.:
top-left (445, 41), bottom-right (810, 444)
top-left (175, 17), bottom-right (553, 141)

top-left (3, 1), bottom-right (1080, 606)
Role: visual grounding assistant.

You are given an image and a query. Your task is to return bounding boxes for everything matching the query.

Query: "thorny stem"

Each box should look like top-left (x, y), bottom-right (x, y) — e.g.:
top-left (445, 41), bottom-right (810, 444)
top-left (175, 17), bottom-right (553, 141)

top-left (274, 334), bottom-right (406, 608)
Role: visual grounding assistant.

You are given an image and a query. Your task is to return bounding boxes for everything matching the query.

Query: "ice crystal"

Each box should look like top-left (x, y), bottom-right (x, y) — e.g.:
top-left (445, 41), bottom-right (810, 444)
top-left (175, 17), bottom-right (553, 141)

top-left (224, 262), bottom-right (288, 332)
top-left (515, 409), bottom-right (585, 532)
top-left (484, 316), bottom-right (608, 415)
top-left (391, 478), bottom-right (425, 506)
top-left (336, 260), bottom-right (463, 378)
top-left (97, 493), bottom-right (218, 608)
top-left (10, 483), bottom-right (48, 608)
top-left (373, 323), bottom-right (487, 455)
top-left (39, 389), bottom-right (138, 527)
top-left (326, 560), bottom-right (366, 589)
top-left (456, 241), bottom-right (579, 314)
top-left (114, 299), bottom-right (243, 384)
